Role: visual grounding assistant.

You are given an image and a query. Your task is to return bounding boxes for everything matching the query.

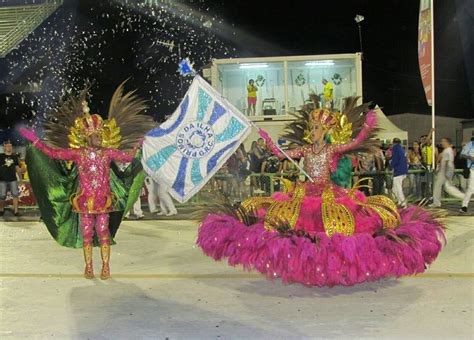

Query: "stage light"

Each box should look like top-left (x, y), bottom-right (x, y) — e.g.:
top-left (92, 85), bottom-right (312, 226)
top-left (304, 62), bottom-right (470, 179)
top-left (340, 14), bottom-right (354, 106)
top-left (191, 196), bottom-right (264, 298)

top-left (354, 15), bottom-right (365, 23)
top-left (239, 63), bottom-right (269, 69)
top-left (304, 60), bottom-right (335, 66)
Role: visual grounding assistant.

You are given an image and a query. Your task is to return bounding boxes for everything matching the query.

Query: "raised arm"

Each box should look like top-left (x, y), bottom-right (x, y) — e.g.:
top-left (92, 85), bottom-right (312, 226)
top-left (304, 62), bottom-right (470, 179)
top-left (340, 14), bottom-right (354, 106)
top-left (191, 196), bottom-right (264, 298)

top-left (20, 128), bottom-right (76, 161)
top-left (332, 110), bottom-right (377, 154)
top-left (258, 128), bottom-right (304, 159)
top-left (108, 138), bottom-right (143, 163)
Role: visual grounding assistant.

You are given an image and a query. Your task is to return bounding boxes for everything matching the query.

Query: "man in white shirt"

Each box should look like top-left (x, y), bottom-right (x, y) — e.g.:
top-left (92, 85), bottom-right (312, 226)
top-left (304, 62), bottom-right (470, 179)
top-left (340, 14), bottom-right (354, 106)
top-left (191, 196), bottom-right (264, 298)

top-left (431, 138), bottom-right (463, 207)
top-left (460, 137), bottom-right (474, 213)
top-left (145, 176), bottom-right (177, 216)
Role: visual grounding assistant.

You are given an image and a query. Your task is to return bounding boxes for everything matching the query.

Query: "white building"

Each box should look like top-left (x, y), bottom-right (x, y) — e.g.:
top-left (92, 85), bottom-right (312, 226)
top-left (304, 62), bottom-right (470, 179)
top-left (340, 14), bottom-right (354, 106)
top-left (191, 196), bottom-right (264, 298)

top-left (387, 113), bottom-right (465, 146)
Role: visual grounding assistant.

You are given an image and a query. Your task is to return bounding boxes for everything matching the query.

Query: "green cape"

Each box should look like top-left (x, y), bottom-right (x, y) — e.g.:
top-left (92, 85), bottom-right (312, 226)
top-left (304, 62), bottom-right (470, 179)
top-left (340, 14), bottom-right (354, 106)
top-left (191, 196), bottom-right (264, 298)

top-left (25, 145), bottom-right (145, 248)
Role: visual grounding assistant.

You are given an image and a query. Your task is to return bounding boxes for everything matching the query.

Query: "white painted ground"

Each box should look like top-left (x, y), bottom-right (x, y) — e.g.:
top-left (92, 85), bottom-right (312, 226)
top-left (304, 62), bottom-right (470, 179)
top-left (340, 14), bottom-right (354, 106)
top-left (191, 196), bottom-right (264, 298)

top-left (1, 217), bottom-right (473, 339)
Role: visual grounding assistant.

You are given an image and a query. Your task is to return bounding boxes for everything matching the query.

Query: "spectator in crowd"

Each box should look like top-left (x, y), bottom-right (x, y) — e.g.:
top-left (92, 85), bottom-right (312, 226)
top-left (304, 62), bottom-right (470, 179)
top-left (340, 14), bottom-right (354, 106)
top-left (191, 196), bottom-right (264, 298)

top-left (373, 144), bottom-right (386, 195)
top-left (280, 158), bottom-right (300, 182)
top-left (460, 137), bottom-right (474, 213)
top-left (227, 144), bottom-right (249, 199)
top-left (261, 155), bottom-right (281, 194)
top-left (454, 144), bottom-right (468, 191)
top-left (321, 78), bottom-right (334, 109)
top-left (357, 152), bottom-right (375, 196)
top-left (407, 141), bottom-right (423, 199)
top-left (390, 138), bottom-right (408, 208)
top-left (381, 144), bottom-right (393, 192)
top-left (249, 139), bottom-right (266, 194)
top-left (125, 196), bottom-right (144, 220)
top-left (0, 140), bottom-right (21, 216)
top-left (430, 137), bottom-right (464, 208)
top-left (421, 129), bottom-right (437, 198)
top-left (144, 176), bottom-right (178, 216)
top-left (19, 158), bottom-right (28, 181)
top-left (214, 161), bottom-right (229, 195)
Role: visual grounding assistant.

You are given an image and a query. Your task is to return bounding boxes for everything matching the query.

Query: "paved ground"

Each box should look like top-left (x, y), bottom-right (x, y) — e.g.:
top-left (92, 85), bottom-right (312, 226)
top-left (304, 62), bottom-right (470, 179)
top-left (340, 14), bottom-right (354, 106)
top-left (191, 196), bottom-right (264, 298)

top-left (0, 216), bottom-right (473, 339)
top-left (1, 199), bottom-right (473, 223)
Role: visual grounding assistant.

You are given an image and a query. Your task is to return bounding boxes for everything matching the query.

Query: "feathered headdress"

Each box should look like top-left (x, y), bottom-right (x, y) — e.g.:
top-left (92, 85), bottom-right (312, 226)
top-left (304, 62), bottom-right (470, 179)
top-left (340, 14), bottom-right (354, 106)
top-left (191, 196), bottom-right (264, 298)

top-left (281, 96), bottom-right (380, 155)
top-left (43, 81), bottom-right (155, 150)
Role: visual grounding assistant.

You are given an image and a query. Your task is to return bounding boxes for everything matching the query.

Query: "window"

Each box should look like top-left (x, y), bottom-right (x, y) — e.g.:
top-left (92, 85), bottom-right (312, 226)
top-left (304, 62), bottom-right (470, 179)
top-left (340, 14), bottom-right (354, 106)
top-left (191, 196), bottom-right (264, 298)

top-left (216, 62), bottom-right (285, 116)
top-left (287, 59), bottom-right (357, 112)
top-left (214, 56), bottom-right (360, 117)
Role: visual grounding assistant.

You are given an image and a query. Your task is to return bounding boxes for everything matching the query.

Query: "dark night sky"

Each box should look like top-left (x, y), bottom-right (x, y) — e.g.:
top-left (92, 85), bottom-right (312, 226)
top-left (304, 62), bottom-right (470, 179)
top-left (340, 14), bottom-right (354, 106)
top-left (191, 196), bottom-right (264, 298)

top-left (212, 0), bottom-right (473, 117)
top-left (0, 0), bottom-right (473, 137)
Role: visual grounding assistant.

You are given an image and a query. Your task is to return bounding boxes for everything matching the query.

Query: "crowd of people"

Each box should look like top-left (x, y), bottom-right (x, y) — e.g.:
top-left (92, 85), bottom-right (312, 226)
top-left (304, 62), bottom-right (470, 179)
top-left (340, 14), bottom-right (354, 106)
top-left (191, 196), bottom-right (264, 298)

top-left (1, 132), bottom-right (473, 216)
top-left (207, 130), bottom-right (474, 213)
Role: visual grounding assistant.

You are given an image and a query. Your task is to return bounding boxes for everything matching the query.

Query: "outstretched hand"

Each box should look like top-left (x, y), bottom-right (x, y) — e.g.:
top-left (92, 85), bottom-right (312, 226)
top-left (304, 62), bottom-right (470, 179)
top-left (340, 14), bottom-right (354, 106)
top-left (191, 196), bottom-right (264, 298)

top-left (19, 128), bottom-right (38, 142)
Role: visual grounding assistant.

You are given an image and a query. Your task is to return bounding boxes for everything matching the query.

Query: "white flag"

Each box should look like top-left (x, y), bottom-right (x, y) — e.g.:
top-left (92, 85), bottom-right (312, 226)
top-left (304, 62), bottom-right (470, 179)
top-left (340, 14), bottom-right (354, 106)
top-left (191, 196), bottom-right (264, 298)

top-left (142, 75), bottom-right (251, 203)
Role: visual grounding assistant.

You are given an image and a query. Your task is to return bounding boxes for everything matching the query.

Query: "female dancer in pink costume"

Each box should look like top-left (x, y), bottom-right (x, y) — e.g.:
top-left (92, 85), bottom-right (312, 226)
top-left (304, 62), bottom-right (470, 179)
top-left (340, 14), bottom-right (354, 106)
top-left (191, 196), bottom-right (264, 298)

top-left (197, 97), bottom-right (445, 287)
top-left (20, 84), bottom-right (153, 279)
top-left (22, 124), bottom-right (141, 279)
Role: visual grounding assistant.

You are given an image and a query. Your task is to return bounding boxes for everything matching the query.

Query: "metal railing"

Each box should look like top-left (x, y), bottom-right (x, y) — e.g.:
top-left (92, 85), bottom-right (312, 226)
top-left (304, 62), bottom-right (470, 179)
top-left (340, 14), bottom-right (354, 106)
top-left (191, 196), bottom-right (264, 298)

top-left (0, 0), bottom-right (62, 57)
top-left (3, 169), bottom-right (473, 209)
top-left (197, 168), bottom-right (473, 205)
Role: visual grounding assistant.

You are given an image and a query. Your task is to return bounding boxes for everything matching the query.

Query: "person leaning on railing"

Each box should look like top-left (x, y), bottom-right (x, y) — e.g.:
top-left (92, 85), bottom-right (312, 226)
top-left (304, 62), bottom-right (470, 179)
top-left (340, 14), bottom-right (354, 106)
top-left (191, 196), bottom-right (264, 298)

top-left (357, 152), bottom-right (375, 196)
top-left (280, 158), bottom-right (300, 182)
top-left (407, 141), bottom-right (424, 200)
top-left (249, 139), bottom-right (266, 194)
top-left (372, 145), bottom-right (386, 195)
top-left (421, 128), bottom-right (437, 198)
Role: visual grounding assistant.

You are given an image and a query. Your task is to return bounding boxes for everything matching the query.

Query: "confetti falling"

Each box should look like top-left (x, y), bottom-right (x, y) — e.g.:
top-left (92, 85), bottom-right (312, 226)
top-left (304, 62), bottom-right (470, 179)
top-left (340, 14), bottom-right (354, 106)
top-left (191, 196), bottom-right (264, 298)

top-left (0, 0), bottom-right (236, 143)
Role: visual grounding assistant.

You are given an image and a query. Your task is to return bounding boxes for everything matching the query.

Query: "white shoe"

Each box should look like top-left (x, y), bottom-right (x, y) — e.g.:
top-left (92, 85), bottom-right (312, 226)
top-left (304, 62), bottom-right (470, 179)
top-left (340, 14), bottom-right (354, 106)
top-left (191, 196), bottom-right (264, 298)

top-left (166, 210), bottom-right (178, 216)
top-left (254, 189), bottom-right (265, 194)
top-left (156, 211), bottom-right (165, 216)
top-left (428, 203), bottom-right (441, 208)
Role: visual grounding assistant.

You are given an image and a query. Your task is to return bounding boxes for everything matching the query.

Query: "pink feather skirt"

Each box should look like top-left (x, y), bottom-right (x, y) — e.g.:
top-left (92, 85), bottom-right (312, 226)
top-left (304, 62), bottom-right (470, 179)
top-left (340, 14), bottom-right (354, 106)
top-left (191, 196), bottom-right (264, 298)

top-left (197, 193), bottom-right (445, 287)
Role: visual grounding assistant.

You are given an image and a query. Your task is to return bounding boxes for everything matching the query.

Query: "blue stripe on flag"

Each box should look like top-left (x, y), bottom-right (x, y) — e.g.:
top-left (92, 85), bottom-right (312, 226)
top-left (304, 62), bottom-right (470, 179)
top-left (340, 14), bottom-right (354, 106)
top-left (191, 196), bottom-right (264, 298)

top-left (197, 88), bottom-right (212, 121)
top-left (191, 159), bottom-right (203, 185)
top-left (145, 145), bottom-right (178, 172)
top-left (207, 141), bottom-right (237, 174)
top-left (215, 117), bottom-right (245, 143)
top-left (172, 157), bottom-right (189, 197)
top-left (207, 101), bottom-right (226, 126)
top-left (147, 96), bottom-right (189, 137)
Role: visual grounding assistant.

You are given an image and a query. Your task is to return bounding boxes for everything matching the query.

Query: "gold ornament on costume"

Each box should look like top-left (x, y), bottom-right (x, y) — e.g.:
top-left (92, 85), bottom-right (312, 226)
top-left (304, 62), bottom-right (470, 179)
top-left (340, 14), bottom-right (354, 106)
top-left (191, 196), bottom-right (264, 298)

top-left (264, 182), bottom-right (305, 231)
top-left (304, 109), bottom-right (353, 145)
top-left (238, 181), bottom-right (305, 232)
top-left (328, 111), bottom-right (353, 145)
top-left (321, 187), bottom-right (355, 237)
top-left (349, 178), bottom-right (400, 229)
top-left (68, 101), bottom-right (122, 149)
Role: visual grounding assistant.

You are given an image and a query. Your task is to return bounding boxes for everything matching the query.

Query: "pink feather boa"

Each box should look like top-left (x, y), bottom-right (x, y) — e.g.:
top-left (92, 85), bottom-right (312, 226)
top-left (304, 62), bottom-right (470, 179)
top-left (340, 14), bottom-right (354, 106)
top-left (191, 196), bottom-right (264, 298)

top-left (197, 206), bottom-right (445, 287)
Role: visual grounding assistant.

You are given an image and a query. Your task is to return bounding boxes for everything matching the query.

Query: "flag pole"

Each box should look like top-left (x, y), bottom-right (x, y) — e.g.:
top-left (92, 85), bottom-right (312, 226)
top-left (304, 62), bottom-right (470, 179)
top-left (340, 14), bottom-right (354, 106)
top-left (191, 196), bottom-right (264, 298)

top-left (430, 0), bottom-right (436, 167)
top-left (213, 84), bottom-right (315, 183)
top-left (246, 120), bottom-right (315, 183)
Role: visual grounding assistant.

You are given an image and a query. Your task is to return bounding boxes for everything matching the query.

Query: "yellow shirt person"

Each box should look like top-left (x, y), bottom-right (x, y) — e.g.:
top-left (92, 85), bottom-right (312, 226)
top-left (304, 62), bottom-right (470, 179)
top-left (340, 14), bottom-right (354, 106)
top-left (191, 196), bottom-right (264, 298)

top-left (246, 79), bottom-right (258, 115)
top-left (323, 79), bottom-right (334, 100)
top-left (247, 84), bottom-right (257, 98)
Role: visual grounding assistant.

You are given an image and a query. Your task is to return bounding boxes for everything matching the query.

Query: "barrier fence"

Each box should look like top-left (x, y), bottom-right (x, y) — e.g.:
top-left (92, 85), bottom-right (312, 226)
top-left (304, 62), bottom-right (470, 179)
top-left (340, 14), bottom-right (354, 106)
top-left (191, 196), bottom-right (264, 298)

top-left (3, 169), bottom-right (472, 209)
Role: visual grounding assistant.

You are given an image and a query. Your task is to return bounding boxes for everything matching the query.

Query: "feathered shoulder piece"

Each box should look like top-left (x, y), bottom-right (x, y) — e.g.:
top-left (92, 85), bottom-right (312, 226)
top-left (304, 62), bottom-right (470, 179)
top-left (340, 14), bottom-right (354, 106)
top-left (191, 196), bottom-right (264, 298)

top-left (281, 96), bottom-right (380, 154)
top-left (43, 81), bottom-right (156, 150)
